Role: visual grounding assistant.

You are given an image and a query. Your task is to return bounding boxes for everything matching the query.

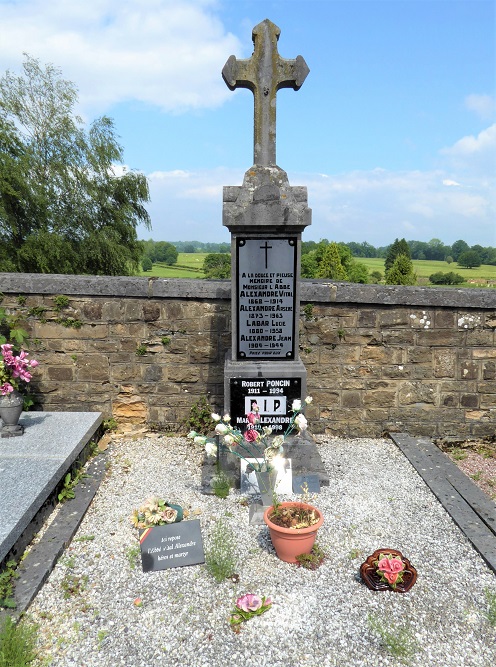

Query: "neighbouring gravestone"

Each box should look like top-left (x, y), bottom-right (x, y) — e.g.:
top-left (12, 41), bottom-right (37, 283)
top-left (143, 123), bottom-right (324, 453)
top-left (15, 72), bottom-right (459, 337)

top-left (222, 18), bottom-right (311, 432)
top-left (139, 520), bottom-right (205, 573)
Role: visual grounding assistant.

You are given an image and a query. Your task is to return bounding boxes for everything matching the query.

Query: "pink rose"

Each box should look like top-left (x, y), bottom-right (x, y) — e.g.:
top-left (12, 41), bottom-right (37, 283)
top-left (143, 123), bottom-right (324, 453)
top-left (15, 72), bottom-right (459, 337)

top-left (377, 557), bottom-right (393, 573)
top-left (389, 558), bottom-right (404, 573)
top-left (236, 594), bottom-right (262, 613)
top-left (384, 572), bottom-right (399, 585)
top-left (247, 411), bottom-right (259, 425)
top-left (244, 428), bottom-right (259, 442)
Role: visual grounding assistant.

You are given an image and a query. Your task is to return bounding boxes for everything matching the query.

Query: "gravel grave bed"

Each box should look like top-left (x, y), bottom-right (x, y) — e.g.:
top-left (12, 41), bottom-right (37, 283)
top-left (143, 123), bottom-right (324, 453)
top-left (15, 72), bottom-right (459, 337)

top-left (26, 435), bottom-right (496, 667)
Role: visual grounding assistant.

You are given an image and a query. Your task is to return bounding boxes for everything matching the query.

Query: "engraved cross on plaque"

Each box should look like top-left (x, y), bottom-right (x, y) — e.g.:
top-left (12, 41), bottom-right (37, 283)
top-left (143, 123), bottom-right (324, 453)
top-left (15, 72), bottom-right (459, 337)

top-left (260, 241), bottom-right (272, 268)
top-left (222, 19), bottom-right (309, 167)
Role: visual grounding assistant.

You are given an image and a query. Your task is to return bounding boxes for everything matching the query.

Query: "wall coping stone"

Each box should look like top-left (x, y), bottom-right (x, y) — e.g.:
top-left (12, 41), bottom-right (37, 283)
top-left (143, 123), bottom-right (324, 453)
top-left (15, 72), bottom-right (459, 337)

top-left (1, 273), bottom-right (495, 309)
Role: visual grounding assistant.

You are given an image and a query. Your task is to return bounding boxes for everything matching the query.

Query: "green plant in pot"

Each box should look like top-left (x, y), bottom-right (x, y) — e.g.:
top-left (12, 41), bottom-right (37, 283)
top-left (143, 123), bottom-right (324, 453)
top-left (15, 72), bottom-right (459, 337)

top-left (263, 484), bottom-right (324, 563)
top-left (188, 397), bottom-right (312, 504)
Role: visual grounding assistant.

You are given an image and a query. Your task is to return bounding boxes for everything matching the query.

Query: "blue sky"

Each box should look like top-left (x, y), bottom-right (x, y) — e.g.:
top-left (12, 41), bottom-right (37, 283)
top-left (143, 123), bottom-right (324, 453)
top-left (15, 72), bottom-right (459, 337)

top-left (0, 0), bottom-right (494, 247)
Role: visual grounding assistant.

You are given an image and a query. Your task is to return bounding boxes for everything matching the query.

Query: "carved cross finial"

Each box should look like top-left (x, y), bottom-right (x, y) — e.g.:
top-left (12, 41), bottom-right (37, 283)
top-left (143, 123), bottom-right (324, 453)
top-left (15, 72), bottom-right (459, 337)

top-left (222, 19), bottom-right (309, 167)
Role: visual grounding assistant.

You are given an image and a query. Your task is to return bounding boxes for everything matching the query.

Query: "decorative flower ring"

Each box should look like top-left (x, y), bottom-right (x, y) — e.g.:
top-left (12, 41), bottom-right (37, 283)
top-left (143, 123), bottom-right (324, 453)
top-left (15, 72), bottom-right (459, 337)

top-left (129, 497), bottom-right (183, 530)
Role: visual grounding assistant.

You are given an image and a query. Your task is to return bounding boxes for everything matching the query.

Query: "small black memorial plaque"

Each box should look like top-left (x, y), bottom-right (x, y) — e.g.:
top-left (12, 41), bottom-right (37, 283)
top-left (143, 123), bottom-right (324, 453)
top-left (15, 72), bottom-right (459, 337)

top-left (139, 519), bottom-right (205, 573)
top-left (237, 237), bottom-right (297, 360)
top-left (230, 377), bottom-right (301, 433)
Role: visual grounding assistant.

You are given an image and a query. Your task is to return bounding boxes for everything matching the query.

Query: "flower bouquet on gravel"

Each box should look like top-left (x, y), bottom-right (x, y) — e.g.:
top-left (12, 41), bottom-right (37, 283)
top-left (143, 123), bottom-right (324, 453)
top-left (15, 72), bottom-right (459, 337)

top-left (360, 549), bottom-right (417, 593)
top-left (129, 497), bottom-right (183, 529)
top-left (188, 397), bottom-right (312, 475)
top-left (230, 594), bottom-right (272, 632)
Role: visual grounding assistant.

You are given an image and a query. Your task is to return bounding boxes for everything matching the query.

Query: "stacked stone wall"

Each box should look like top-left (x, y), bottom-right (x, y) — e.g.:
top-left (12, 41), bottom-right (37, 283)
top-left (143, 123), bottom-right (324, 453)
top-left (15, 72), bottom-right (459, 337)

top-left (0, 274), bottom-right (494, 437)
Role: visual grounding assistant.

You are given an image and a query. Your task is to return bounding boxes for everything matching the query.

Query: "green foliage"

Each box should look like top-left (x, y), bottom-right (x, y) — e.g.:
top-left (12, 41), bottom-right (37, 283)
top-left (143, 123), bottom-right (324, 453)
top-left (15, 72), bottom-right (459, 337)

top-left (184, 395), bottom-right (216, 434)
top-left (369, 270), bottom-right (383, 283)
top-left (102, 417), bottom-right (118, 432)
top-left (141, 256), bottom-right (153, 271)
top-left (385, 254), bottom-right (416, 286)
top-left (202, 253), bottom-right (231, 279)
top-left (0, 307), bottom-right (29, 346)
top-left (55, 317), bottom-right (82, 329)
top-left (0, 54), bottom-right (150, 275)
top-left (484, 588), bottom-right (496, 626)
top-left (60, 573), bottom-right (88, 599)
top-left (385, 238), bottom-right (411, 273)
top-left (300, 252), bottom-right (319, 278)
top-left (0, 616), bottom-right (38, 667)
top-left (295, 543), bottom-right (327, 570)
top-left (53, 295), bottom-right (69, 311)
top-left (317, 241), bottom-right (348, 280)
top-left (204, 519), bottom-right (237, 582)
top-left (429, 271), bottom-right (464, 285)
top-left (0, 560), bottom-right (18, 609)
top-left (58, 468), bottom-right (88, 503)
top-left (135, 344), bottom-right (147, 356)
top-left (303, 304), bottom-right (314, 321)
top-left (161, 336), bottom-right (171, 346)
top-left (458, 250), bottom-right (482, 268)
top-left (367, 613), bottom-right (418, 662)
top-left (211, 469), bottom-right (232, 499)
top-left (445, 255), bottom-right (453, 264)
top-left (16, 296), bottom-right (26, 306)
top-left (126, 545), bottom-right (141, 570)
top-left (146, 241), bottom-right (178, 265)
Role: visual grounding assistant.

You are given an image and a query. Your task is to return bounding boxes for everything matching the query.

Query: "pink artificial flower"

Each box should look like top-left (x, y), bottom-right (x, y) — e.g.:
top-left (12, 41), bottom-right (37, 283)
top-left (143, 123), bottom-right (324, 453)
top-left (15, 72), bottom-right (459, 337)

top-left (236, 594), bottom-right (262, 613)
top-left (244, 427), bottom-right (259, 442)
top-left (384, 572), bottom-right (399, 585)
top-left (247, 411), bottom-right (259, 425)
top-left (0, 383), bottom-right (14, 395)
top-left (388, 558), bottom-right (405, 574)
top-left (377, 557), bottom-right (393, 573)
top-left (29, 359), bottom-right (39, 368)
top-left (263, 597), bottom-right (273, 607)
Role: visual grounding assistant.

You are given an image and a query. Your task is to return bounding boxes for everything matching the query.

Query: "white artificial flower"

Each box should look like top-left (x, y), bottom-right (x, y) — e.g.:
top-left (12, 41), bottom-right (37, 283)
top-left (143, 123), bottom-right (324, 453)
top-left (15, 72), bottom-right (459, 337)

top-left (187, 431), bottom-right (197, 439)
top-left (223, 434), bottom-right (235, 445)
top-left (271, 435), bottom-right (285, 449)
top-left (304, 396), bottom-right (313, 404)
top-left (211, 413), bottom-right (221, 422)
top-left (262, 426), bottom-right (273, 436)
top-left (223, 413), bottom-right (230, 422)
top-left (193, 436), bottom-right (207, 446)
top-left (205, 442), bottom-right (217, 457)
top-left (215, 423), bottom-right (229, 435)
top-left (292, 399), bottom-right (302, 411)
top-left (295, 413), bottom-right (308, 431)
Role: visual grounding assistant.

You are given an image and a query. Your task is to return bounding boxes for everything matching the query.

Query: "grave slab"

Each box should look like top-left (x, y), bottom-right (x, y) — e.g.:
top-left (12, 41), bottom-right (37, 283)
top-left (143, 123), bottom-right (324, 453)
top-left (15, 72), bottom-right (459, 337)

top-left (0, 411), bottom-right (102, 566)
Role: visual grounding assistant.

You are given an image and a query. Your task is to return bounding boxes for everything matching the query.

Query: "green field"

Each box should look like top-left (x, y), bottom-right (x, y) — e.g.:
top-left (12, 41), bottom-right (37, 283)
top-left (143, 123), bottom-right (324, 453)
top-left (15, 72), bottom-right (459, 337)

top-left (140, 253), bottom-right (496, 285)
top-left (139, 253), bottom-right (209, 278)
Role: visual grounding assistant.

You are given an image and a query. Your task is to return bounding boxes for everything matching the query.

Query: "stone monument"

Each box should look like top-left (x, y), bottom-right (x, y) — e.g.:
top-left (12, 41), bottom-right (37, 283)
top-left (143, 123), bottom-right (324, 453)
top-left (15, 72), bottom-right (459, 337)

top-left (222, 19), bottom-right (312, 433)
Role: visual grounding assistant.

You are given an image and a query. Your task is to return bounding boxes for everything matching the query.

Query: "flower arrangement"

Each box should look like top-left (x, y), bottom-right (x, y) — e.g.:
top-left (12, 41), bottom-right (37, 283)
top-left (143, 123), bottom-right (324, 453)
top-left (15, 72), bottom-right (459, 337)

top-left (229, 593), bottom-right (272, 631)
top-left (188, 397), bottom-right (312, 474)
top-left (129, 497), bottom-right (182, 529)
top-left (0, 343), bottom-right (38, 396)
top-left (374, 552), bottom-right (406, 588)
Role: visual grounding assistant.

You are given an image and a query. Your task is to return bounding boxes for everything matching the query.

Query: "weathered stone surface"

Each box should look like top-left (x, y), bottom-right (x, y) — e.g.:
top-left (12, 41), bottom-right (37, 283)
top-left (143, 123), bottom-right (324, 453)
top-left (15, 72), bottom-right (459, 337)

top-left (433, 349), bottom-right (456, 377)
top-left (398, 382), bottom-right (435, 405)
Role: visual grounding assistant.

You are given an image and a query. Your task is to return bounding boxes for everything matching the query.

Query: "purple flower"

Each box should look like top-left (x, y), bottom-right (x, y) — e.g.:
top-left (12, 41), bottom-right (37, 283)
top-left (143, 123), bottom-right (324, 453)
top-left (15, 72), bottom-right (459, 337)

top-left (0, 383), bottom-right (14, 396)
top-left (236, 594), bottom-right (262, 613)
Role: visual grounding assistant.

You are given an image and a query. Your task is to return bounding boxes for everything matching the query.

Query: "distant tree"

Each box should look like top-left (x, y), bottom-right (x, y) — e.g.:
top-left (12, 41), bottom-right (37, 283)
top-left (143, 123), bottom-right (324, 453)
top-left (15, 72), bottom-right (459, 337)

top-left (346, 260), bottom-right (369, 284)
top-left (451, 239), bottom-right (469, 261)
top-left (384, 238), bottom-right (410, 273)
top-left (317, 242), bottom-right (348, 280)
top-left (203, 253), bottom-right (231, 279)
top-left (370, 270), bottom-right (383, 284)
top-left (183, 243), bottom-right (196, 253)
top-left (457, 250), bottom-right (481, 268)
top-left (445, 256), bottom-right (453, 264)
top-left (0, 55), bottom-right (150, 275)
top-left (141, 256), bottom-right (153, 271)
top-left (300, 252), bottom-right (318, 278)
top-left (151, 241), bottom-right (178, 265)
top-left (429, 271), bottom-right (464, 285)
top-left (385, 254), bottom-right (416, 285)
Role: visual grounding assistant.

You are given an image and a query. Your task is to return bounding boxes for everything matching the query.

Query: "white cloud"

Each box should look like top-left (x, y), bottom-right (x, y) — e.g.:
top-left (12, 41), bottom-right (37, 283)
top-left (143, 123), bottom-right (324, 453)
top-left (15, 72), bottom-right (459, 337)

top-left (0, 0), bottom-right (241, 114)
top-left (442, 124), bottom-right (496, 157)
top-left (465, 94), bottom-right (495, 120)
top-left (442, 179), bottom-right (461, 187)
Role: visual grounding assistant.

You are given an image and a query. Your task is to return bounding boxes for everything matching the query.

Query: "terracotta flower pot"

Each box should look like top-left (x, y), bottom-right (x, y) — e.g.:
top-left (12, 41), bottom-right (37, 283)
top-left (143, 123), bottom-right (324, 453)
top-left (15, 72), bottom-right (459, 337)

top-left (263, 502), bottom-right (324, 563)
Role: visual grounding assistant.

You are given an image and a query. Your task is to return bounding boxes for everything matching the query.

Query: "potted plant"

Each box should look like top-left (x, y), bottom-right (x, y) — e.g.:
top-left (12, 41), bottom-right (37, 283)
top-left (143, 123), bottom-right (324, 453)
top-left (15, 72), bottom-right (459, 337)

top-left (0, 343), bottom-right (38, 437)
top-left (263, 485), bottom-right (324, 563)
top-left (188, 397), bottom-right (312, 504)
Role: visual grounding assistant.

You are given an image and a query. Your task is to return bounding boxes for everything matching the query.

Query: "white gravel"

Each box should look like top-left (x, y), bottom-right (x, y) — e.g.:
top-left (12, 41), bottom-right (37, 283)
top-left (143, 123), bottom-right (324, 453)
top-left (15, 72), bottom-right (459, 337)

top-left (27, 435), bottom-right (496, 667)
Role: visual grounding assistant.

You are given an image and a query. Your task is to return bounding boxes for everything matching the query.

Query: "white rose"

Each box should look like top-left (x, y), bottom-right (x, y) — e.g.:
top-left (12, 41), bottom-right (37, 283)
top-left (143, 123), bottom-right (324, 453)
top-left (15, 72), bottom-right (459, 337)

top-left (205, 442), bottom-right (217, 457)
top-left (292, 399), bottom-right (302, 411)
top-left (271, 435), bottom-right (285, 449)
top-left (215, 423), bottom-right (229, 435)
top-left (211, 413), bottom-right (221, 422)
top-left (295, 414), bottom-right (308, 431)
top-left (262, 427), bottom-right (273, 436)
top-left (223, 413), bottom-right (231, 422)
top-left (187, 431), bottom-right (197, 439)
top-left (304, 396), bottom-right (313, 404)
top-left (193, 436), bottom-right (207, 445)
top-left (223, 434), bottom-right (235, 445)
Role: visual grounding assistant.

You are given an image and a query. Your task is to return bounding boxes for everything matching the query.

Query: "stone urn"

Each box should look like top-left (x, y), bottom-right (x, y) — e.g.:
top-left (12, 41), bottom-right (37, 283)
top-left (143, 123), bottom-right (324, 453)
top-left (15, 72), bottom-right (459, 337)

top-left (0, 390), bottom-right (24, 437)
top-left (263, 502), bottom-right (324, 563)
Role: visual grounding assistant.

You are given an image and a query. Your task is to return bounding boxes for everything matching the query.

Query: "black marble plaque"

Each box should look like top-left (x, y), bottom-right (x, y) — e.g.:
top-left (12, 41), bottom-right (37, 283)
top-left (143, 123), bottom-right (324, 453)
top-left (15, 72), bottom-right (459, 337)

top-left (230, 377), bottom-right (301, 433)
top-left (139, 520), bottom-right (205, 572)
top-left (236, 237), bottom-right (297, 360)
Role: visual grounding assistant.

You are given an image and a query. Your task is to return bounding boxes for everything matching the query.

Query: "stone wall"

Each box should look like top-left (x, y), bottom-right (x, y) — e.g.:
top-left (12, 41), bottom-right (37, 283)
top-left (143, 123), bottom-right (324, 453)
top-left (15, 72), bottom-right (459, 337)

top-left (1, 273), bottom-right (495, 437)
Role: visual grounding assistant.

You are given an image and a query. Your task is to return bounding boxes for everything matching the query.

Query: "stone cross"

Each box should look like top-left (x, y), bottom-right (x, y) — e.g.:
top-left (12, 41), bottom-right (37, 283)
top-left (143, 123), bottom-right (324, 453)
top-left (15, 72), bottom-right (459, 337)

top-left (222, 19), bottom-right (309, 167)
